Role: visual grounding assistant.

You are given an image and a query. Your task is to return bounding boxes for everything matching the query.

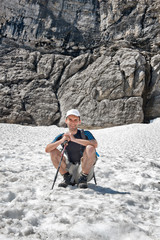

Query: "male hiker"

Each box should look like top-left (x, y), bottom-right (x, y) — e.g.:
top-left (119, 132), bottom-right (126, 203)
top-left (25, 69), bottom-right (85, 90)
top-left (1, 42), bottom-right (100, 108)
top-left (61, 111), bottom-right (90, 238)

top-left (45, 109), bottom-right (98, 188)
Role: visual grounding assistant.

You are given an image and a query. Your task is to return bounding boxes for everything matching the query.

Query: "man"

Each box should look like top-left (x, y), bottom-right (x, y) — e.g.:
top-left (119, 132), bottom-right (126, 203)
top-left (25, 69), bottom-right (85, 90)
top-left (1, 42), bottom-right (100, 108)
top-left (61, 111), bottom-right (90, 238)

top-left (45, 109), bottom-right (98, 188)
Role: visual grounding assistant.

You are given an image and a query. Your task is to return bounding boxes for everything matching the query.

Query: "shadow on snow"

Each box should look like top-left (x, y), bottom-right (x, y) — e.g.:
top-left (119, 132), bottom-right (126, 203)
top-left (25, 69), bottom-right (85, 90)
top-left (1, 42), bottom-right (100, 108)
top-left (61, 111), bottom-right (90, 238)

top-left (88, 183), bottom-right (130, 195)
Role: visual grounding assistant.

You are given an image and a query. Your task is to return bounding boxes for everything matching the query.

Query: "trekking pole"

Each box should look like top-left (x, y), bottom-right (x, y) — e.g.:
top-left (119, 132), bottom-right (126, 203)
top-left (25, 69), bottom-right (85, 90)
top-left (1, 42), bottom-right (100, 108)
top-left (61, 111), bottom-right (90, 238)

top-left (51, 140), bottom-right (68, 190)
top-left (93, 172), bottom-right (97, 185)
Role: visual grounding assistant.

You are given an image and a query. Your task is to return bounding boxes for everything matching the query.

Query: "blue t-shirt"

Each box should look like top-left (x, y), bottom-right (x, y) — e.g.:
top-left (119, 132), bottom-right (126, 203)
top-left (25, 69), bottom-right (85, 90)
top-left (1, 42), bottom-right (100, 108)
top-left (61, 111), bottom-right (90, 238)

top-left (52, 129), bottom-right (96, 164)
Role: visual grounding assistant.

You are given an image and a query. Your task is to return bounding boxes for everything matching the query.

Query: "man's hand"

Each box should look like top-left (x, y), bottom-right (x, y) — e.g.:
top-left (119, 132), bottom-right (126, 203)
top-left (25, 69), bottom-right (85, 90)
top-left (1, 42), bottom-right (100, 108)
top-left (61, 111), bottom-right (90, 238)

top-left (63, 132), bottom-right (97, 148)
top-left (62, 133), bottom-right (71, 143)
top-left (68, 133), bottom-right (75, 142)
top-left (63, 132), bottom-right (76, 142)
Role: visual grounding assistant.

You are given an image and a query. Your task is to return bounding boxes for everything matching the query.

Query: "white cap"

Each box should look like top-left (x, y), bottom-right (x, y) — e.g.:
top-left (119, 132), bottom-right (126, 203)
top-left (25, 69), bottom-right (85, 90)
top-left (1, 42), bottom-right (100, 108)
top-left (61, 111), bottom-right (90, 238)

top-left (66, 109), bottom-right (80, 118)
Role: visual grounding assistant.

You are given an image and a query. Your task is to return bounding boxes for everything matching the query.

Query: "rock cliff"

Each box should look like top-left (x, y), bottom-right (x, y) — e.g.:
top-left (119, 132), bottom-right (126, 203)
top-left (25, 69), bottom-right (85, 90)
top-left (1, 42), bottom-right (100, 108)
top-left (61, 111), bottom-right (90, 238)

top-left (0, 0), bottom-right (160, 127)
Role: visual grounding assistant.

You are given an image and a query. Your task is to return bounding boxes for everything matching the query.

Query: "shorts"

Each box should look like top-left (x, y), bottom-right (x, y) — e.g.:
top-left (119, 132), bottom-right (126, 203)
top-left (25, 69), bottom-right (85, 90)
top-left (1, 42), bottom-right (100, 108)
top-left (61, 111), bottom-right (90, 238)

top-left (65, 155), bottom-right (97, 184)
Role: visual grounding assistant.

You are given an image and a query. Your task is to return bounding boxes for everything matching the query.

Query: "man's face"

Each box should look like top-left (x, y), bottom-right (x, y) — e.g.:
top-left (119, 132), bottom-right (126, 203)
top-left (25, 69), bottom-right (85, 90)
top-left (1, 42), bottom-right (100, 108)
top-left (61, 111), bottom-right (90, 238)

top-left (65, 115), bottom-right (81, 131)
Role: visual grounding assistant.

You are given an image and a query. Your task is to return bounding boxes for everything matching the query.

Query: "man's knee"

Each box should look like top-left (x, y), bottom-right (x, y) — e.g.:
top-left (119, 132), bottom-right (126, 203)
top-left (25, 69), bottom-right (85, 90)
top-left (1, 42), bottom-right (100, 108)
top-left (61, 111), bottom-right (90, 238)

top-left (85, 145), bottom-right (96, 155)
top-left (83, 145), bottom-right (96, 165)
top-left (50, 149), bottom-right (60, 159)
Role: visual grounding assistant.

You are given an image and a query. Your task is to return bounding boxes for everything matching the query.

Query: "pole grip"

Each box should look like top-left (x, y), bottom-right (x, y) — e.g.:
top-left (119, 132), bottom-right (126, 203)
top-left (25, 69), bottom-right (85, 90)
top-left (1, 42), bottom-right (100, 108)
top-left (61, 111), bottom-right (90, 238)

top-left (63, 140), bottom-right (68, 145)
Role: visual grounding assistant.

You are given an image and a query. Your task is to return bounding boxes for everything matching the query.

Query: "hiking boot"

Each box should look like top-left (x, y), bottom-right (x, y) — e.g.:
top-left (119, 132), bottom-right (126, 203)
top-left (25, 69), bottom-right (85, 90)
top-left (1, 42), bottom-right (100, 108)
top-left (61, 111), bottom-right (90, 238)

top-left (78, 173), bottom-right (88, 189)
top-left (58, 172), bottom-right (75, 188)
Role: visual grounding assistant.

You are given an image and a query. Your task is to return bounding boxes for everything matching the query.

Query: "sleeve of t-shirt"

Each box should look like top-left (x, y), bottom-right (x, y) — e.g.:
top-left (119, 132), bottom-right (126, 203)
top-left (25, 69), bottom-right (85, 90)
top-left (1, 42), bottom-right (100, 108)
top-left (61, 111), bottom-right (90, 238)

top-left (84, 130), bottom-right (95, 140)
top-left (51, 133), bottom-right (64, 143)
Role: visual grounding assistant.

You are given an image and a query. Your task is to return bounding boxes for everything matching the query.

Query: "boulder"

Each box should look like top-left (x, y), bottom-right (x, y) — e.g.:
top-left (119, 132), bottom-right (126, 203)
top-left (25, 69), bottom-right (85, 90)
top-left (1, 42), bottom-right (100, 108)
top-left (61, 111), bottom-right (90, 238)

top-left (58, 48), bottom-right (145, 127)
top-left (0, 47), bottom-right (60, 125)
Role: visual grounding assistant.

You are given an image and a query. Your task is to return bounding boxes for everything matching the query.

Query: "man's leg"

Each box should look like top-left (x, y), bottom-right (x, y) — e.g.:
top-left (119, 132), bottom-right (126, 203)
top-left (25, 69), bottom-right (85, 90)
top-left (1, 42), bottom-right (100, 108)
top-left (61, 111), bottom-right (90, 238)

top-left (81, 145), bottom-right (96, 174)
top-left (50, 149), bottom-right (67, 175)
top-left (78, 145), bottom-right (96, 188)
top-left (50, 149), bottom-right (74, 188)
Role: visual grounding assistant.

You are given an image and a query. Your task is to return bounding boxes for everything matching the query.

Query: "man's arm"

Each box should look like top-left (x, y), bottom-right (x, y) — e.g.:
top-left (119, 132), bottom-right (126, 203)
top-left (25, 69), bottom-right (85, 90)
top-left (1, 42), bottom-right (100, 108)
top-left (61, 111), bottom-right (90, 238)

top-left (45, 134), bottom-right (70, 153)
top-left (68, 133), bottom-right (98, 148)
top-left (45, 139), bottom-right (64, 153)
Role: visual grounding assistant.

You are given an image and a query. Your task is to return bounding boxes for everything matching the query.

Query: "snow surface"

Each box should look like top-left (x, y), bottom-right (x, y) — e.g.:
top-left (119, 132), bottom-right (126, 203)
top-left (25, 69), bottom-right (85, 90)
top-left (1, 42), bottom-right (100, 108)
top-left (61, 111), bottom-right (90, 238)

top-left (0, 119), bottom-right (160, 240)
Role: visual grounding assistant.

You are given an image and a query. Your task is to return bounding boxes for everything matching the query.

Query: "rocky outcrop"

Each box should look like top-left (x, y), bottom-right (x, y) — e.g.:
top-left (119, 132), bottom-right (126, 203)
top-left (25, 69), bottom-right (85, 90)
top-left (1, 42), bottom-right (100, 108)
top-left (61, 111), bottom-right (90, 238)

top-left (144, 54), bottom-right (160, 121)
top-left (58, 48), bottom-right (146, 127)
top-left (0, 0), bottom-right (160, 127)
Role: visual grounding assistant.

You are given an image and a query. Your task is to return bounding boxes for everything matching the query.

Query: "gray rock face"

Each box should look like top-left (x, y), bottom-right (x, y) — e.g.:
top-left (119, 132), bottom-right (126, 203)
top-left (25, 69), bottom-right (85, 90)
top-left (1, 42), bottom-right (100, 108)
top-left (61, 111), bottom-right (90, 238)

top-left (144, 54), bottom-right (160, 121)
top-left (58, 48), bottom-right (145, 127)
top-left (0, 0), bottom-right (160, 127)
top-left (0, 0), bottom-right (100, 54)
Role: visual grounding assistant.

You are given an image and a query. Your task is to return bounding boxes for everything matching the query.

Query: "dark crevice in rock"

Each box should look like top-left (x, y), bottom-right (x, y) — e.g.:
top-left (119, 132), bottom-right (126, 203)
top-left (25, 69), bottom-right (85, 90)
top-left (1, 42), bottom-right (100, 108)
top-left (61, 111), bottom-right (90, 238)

top-left (140, 6), bottom-right (148, 30)
top-left (142, 59), bottom-right (152, 123)
top-left (21, 100), bottom-right (26, 111)
top-left (58, 0), bottom-right (65, 18)
top-left (51, 66), bottom-right (67, 125)
top-left (121, 5), bottom-right (137, 17)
